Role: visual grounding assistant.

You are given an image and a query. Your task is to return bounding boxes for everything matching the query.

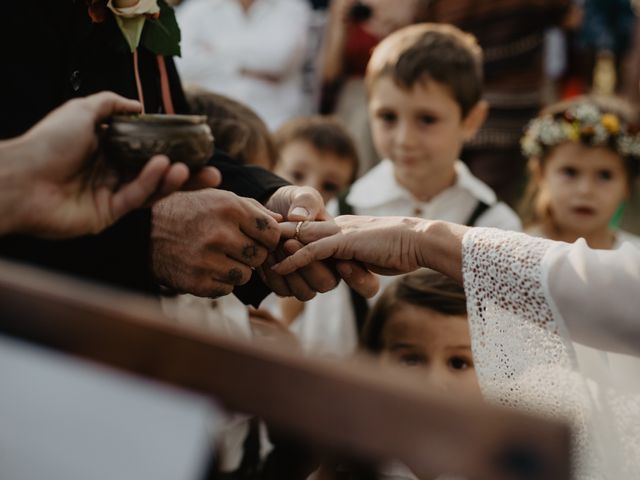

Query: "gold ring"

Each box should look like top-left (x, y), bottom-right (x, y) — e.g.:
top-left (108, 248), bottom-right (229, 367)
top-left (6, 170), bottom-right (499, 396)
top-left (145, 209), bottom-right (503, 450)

top-left (294, 220), bottom-right (304, 241)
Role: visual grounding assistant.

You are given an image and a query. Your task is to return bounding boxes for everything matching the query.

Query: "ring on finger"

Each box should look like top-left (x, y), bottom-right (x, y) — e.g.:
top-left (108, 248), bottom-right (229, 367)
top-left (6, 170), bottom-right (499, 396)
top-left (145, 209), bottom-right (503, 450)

top-left (294, 220), bottom-right (305, 242)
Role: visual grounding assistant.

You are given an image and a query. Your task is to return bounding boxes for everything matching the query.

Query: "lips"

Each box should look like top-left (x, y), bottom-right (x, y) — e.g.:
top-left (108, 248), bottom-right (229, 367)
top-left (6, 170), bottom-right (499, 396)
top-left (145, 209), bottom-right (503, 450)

top-left (572, 206), bottom-right (596, 216)
top-left (394, 155), bottom-right (419, 166)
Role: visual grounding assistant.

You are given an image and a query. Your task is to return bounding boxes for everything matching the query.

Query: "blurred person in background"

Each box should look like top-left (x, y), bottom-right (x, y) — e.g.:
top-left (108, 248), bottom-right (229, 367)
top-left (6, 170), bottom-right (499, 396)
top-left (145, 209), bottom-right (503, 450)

top-left (572, 0), bottom-right (636, 96)
top-left (176, 0), bottom-right (312, 131)
top-left (419, 0), bottom-right (574, 206)
top-left (319, 0), bottom-right (423, 176)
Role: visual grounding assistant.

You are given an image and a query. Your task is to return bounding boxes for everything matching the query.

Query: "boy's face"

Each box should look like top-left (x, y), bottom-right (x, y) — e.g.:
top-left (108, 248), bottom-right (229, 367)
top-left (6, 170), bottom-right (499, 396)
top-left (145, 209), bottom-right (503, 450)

top-left (368, 76), bottom-right (483, 185)
top-left (538, 142), bottom-right (629, 236)
top-left (275, 140), bottom-right (355, 204)
top-left (378, 303), bottom-right (481, 399)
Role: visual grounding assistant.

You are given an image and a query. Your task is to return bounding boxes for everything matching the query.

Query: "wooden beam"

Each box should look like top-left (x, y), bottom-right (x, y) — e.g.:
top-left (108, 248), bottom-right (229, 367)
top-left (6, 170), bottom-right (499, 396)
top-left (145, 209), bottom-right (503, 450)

top-left (0, 259), bottom-right (570, 480)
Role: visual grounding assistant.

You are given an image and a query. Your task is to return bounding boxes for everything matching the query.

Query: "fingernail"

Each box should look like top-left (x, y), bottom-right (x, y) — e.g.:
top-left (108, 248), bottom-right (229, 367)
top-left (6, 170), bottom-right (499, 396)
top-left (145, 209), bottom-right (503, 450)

top-left (291, 207), bottom-right (310, 218)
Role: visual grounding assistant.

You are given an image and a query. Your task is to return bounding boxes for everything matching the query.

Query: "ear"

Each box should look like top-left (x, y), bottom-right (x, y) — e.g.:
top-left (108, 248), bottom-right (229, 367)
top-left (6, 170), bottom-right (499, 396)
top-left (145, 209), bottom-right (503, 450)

top-left (462, 100), bottom-right (489, 141)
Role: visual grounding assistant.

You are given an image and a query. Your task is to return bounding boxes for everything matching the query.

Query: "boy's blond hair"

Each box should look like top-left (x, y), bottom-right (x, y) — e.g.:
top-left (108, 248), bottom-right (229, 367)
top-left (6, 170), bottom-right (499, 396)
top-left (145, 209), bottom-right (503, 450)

top-left (365, 23), bottom-right (483, 117)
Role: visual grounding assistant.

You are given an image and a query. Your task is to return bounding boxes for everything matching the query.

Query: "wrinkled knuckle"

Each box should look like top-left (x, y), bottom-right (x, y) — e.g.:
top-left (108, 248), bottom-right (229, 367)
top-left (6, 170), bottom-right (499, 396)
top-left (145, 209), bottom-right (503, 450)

top-left (208, 229), bottom-right (234, 249)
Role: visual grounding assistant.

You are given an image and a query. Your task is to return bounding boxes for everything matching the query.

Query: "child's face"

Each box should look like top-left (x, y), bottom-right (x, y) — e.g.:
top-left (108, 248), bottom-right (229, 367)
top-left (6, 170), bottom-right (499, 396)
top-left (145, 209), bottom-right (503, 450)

top-left (275, 140), bottom-right (354, 204)
top-left (538, 142), bottom-right (630, 235)
top-left (368, 76), bottom-right (483, 185)
top-left (378, 303), bottom-right (481, 399)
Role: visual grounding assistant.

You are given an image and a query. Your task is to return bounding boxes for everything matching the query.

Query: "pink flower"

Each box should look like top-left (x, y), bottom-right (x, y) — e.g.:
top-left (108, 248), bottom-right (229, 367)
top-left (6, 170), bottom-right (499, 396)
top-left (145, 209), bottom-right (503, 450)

top-left (107, 0), bottom-right (160, 19)
top-left (86, 0), bottom-right (109, 24)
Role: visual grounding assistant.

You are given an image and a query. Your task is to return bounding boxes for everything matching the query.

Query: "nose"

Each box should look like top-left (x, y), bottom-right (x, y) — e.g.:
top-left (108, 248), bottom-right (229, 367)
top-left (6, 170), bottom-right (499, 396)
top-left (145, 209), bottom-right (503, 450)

top-left (422, 367), bottom-right (451, 394)
top-left (576, 175), bottom-right (595, 195)
top-left (395, 119), bottom-right (417, 148)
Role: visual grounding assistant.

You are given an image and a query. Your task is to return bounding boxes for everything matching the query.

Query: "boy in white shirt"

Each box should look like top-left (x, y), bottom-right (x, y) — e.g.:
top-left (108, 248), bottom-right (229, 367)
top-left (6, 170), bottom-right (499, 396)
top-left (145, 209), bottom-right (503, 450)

top-left (292, 23), bottom-right (522, 356)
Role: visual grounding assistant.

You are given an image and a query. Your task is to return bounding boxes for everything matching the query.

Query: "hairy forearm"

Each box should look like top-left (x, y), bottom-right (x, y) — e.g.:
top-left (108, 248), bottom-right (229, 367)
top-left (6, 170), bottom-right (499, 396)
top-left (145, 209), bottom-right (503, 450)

top-left (415, 220), bottom-right (469, 284)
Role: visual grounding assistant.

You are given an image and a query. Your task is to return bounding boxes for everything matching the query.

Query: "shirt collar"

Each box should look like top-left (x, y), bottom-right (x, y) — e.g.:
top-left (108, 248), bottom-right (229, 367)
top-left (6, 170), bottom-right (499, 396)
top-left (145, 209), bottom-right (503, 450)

top-left (346, 160), bottom-right (407, 208)
top-left (453, 161), bottom-right (497, 205)
top-left (347, 159), bottom-right (496, 208)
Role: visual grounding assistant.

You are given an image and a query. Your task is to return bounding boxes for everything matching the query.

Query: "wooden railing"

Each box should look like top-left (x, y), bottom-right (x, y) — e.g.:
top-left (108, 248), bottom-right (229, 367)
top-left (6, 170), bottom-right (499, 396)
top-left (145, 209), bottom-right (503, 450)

top-left (0, 259), bottom-right (571, 480)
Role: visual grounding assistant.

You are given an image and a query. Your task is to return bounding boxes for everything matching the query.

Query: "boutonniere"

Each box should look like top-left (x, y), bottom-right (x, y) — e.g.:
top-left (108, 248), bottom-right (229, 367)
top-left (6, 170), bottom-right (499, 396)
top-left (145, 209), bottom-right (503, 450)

top-left (86, 0), bottom-right (181, 56)
top-left (86, 0), bottom-right (181, 113)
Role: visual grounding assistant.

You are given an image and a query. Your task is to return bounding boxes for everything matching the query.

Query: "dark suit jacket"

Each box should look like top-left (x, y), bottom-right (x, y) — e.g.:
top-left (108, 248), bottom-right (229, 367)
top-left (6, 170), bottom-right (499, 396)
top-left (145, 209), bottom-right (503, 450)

top-left (0, 1), bottom-right (287, 305)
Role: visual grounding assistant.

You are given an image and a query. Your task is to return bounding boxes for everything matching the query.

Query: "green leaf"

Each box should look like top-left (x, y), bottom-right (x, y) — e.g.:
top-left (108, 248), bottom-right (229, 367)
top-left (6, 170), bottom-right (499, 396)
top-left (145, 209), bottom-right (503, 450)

top-left (141, 0), bottom-right (181, 57)
top-left (114, 15), bottom-right (146, 52)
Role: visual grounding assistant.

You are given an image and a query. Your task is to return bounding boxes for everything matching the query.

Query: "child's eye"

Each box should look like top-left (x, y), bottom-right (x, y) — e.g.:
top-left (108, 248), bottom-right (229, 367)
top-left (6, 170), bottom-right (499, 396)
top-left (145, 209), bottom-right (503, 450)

top-left (597, 169), bottom-right (613, 181)
top-left (418, 114), bottom-right (436, 125)
top-left (398, 353), bottom-right (426, 367)
top-left (291, 170), bottom-right (306, 183)
top-left (377, 110), bottom-right (397, 124)
top-left (322, 182), bottom-right (340, 194)
top-left (560, 166), bottom-right (578, 178)
top-left (448, 356), bottom-right (472, 371)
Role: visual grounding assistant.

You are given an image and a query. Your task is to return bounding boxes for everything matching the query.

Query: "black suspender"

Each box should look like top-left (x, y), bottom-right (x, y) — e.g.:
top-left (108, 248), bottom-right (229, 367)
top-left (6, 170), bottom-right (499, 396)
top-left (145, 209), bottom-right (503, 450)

top-left (464, 200), bottom-right (491, 228)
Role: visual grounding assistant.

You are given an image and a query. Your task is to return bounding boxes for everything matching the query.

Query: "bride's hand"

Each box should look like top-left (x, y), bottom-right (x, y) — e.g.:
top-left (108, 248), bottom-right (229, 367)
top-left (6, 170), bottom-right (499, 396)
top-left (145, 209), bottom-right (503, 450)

top-left (274, 215), bottom-right (431, 277)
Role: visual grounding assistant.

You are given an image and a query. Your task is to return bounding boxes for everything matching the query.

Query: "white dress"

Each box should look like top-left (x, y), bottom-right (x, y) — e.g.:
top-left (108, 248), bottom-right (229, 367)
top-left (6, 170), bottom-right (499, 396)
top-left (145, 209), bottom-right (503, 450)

top-left (462, 228), bottom-right (640, 478)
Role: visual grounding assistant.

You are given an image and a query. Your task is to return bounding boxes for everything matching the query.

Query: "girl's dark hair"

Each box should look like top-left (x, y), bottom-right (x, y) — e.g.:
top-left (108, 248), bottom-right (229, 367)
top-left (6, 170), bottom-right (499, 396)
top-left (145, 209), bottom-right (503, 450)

top-left (361, 270), bottom-right (467, 353)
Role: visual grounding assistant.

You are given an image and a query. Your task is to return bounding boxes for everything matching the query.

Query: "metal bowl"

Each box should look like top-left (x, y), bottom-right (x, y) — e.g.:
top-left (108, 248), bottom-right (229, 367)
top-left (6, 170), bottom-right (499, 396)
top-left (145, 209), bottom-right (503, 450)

top-left (103, 114), bottom-right (214, 172)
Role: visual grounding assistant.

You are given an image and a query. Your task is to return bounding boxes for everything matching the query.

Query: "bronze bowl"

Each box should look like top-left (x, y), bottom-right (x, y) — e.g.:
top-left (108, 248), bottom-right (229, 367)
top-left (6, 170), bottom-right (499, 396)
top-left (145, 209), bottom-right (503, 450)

top-left (104, 114), bottom-right (214, 172)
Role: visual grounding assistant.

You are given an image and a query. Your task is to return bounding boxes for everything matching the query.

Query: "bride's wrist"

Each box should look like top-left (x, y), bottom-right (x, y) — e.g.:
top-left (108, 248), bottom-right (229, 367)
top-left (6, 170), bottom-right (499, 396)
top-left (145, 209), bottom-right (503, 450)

top-left (413, 220), bottom-right (468, 283)
top-left (411, 219), bottom-right (436, 269)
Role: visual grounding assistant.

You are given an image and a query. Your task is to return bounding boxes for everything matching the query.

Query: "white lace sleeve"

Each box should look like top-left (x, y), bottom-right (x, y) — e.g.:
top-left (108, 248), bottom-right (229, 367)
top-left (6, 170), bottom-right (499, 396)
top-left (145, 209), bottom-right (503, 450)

top-left (462, 228), bottom-right (640, 479)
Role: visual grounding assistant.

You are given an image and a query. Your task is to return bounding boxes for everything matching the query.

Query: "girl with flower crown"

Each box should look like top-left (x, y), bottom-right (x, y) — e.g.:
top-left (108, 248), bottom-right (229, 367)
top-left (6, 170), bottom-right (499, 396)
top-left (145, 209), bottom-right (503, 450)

top-left (519, 95), bottom-right (640, 250)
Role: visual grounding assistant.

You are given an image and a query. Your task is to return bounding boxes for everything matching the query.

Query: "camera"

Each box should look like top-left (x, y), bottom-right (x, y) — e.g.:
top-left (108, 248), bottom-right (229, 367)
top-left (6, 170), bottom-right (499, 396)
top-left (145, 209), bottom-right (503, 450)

top-left (348, 1), bottom-right (373, 23)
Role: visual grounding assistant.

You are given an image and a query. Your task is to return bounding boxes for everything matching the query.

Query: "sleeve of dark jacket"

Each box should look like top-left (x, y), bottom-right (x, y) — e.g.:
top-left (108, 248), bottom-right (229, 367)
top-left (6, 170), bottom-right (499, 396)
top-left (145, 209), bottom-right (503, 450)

top-left (0, 1), bottom-right (288, 306)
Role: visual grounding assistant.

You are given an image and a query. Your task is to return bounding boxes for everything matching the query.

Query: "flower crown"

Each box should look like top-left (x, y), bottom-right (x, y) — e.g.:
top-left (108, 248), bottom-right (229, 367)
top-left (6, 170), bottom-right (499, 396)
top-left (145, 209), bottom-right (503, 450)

top-left (521, 102), bottom-right (640, 161)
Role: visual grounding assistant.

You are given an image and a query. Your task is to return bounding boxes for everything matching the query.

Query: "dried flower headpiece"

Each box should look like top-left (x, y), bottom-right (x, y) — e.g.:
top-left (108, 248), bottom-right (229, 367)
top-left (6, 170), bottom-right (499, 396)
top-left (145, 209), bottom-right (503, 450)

top-left (521, 102), bottom-right (640, 160)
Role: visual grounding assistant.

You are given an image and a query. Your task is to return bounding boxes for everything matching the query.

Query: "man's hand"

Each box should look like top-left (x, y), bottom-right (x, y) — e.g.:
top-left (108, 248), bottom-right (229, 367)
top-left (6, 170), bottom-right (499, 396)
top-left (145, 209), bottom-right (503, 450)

top-left (2, 92), bottom-right (221, 238)
top-left (261, 186), bottom-right (379, 299)
top-left (151, 188), bottom-right (281, 297)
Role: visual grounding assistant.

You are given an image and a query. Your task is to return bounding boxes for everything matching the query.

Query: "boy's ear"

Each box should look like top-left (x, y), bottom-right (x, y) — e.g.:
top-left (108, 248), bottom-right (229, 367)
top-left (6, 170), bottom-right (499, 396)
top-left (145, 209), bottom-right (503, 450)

top-left (462, 100), bottom-right (489, 141)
